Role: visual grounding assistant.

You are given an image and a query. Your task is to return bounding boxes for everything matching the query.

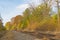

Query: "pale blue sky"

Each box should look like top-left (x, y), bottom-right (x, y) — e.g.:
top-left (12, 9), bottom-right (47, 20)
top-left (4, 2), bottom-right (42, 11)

top-left (0, 0), bottom-right (57, 25)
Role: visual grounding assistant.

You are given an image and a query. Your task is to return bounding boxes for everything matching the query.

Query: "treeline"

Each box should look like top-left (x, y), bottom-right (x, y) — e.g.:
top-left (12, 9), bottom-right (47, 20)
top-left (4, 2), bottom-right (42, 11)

top-left (0, 21), bottom-right (6, 31)
top-left (5, 2), bottom-right (58, 32)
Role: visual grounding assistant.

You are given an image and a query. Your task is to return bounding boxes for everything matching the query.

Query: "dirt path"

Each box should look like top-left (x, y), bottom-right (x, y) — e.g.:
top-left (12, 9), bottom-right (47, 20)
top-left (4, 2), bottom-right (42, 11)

top-left (1, 31), bottom-right (60, 40)
top-left (0, 31), bottom-right (40, 40)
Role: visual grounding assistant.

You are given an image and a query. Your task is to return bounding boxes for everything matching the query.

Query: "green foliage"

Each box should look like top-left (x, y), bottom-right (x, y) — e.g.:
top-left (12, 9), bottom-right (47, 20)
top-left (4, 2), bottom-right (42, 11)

top-left (0, 22), bottom-right (5, 31)
top-left (5, 22), bottom-right (12, 30)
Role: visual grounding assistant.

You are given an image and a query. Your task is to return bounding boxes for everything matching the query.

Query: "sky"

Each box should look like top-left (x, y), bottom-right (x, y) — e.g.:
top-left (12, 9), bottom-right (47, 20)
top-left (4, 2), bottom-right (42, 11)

top-left (0, 0), bottom-right (41, 25)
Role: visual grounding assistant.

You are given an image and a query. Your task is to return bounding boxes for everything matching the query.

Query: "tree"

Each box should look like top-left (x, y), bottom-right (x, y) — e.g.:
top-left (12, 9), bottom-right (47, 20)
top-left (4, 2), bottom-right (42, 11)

top-left (56, 0), bottom-right (60, 31)
top-left (11, 15), bottom-right (23, 31)
top-left (42, 0), bottom-right (52, 17)
top-left (5, 22), bottom-right (12, 30)
top-left (20, 8), bottom-right (31, 31)
top-left (0, 14), bottom-right (5, 31)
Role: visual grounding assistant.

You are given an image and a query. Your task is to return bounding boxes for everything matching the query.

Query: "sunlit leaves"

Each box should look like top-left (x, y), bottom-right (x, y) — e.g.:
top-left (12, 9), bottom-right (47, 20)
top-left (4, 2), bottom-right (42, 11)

top-left (5, 22), bottom-right (12, 30)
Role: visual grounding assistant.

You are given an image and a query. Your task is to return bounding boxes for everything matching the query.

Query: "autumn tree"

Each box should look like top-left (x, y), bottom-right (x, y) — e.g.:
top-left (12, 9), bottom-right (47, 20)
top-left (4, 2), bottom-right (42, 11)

top-left (11, 15), bottom-right (23, 31)
top-left (5, 22), bottom-right (12, 30)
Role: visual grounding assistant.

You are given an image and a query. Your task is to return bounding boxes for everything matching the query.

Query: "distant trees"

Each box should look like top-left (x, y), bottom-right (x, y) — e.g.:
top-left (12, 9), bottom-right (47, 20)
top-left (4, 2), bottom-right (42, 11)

top-left (5, 22), bottom-right (12, 30)
top-left (0, 22), bottom-right (3, 30)
top-left (0, 17), bottom-right (5, 31)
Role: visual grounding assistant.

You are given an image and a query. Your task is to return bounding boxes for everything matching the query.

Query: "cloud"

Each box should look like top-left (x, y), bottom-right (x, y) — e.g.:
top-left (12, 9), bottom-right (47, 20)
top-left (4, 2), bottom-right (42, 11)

top-left (16, 4), bottom-right (29, 15)
top-left (24, 0), bottom-right (42, 6)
